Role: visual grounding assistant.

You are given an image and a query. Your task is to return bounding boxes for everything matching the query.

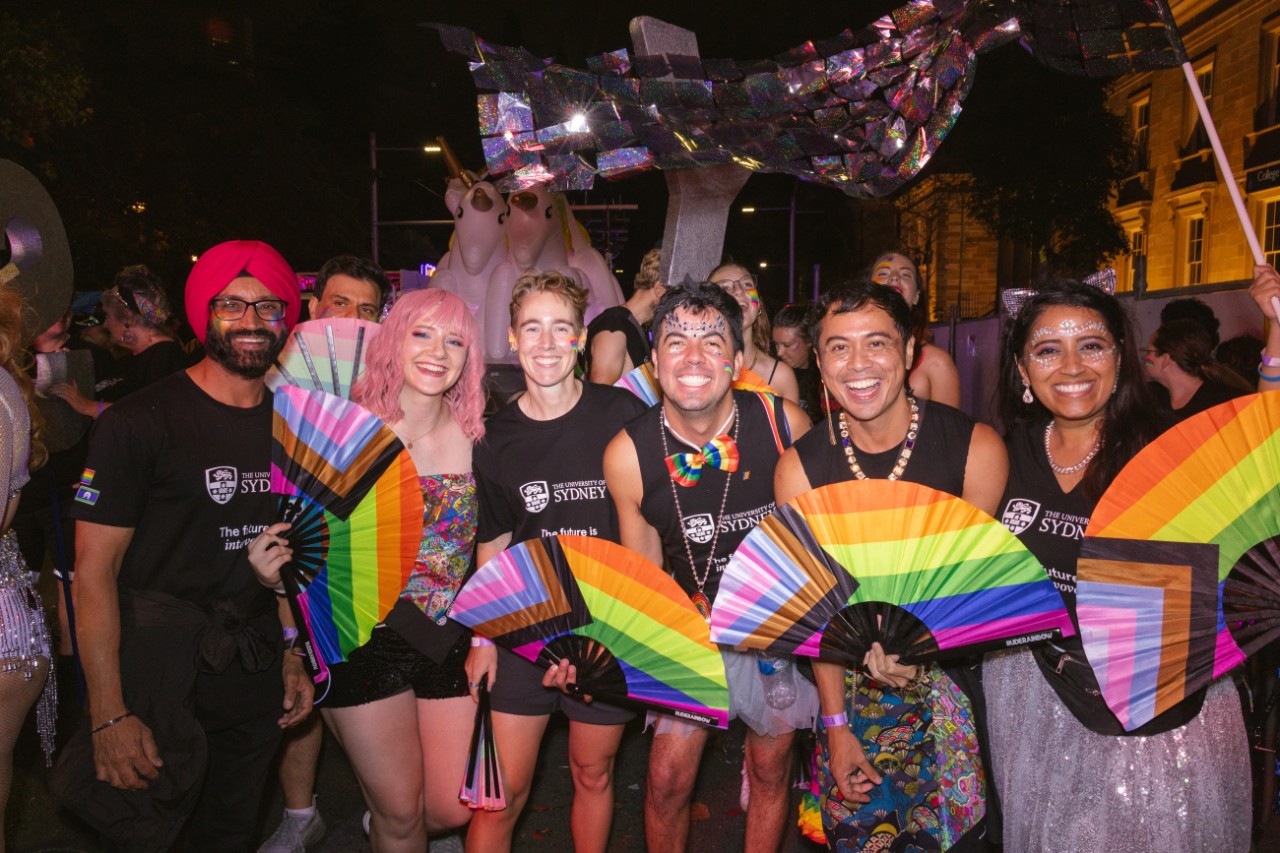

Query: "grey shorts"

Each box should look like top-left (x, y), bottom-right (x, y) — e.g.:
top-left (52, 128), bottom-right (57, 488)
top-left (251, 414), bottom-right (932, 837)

top-left (488, 646), bottom-right (633, 725)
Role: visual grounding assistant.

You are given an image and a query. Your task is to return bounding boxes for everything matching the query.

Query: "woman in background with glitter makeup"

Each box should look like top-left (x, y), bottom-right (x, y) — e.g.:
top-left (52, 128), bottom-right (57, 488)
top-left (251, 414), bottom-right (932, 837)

top-left (868, 252), bottom-right (961, 408)
top-left (984, 279), bottom-right (1249, 852)
top-left (709, 261), bottom-right (801, 404)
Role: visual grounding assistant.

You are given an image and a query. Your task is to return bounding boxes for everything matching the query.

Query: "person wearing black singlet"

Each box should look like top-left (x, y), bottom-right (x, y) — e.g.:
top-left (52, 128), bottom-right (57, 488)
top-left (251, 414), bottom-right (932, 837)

top-left (775, 282), bottom-right (1006, 852)
top-left (604, 281), bottom-right (811, 853)
top-left (585, 247), bottom-right (665, 385)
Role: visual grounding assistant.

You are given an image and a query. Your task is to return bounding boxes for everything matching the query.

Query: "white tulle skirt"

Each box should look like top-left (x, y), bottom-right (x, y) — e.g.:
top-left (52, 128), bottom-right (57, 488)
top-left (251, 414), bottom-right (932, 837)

top-left (983, 649), bottom-right (1251, 853)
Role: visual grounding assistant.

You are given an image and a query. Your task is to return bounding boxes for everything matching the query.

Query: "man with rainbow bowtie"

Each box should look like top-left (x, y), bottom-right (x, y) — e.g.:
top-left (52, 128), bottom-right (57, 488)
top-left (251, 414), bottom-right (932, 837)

top-left (603, 279), bottom-right (812, 853)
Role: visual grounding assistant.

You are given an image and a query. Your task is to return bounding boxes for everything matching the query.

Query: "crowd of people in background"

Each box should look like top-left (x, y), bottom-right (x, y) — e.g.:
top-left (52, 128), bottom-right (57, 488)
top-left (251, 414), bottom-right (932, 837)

top-left (0, 237), bottom-right (1277, 853)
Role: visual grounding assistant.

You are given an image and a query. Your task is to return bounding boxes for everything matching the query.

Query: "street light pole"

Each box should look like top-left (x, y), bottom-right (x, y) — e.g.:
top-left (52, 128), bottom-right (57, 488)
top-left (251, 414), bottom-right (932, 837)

top-left (742, 188), bottom-right (819, 303)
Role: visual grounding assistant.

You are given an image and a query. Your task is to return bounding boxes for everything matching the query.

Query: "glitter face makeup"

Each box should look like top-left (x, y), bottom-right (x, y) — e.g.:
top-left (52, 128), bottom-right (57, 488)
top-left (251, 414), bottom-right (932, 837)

top-left (871, 253), bottom-right (919, 304)
top-left (1026, 319), bottom-right (1115, 369)
top-left (655, 306), bottom-right (738, 413)
top-left (660, 310), bottom-right (729, 342)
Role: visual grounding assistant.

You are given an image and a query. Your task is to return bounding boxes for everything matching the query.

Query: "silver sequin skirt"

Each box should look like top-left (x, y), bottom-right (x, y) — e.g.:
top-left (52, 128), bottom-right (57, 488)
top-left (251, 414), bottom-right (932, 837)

top-left (0, 530), bottom-right (56, 763)
top-left (983, 649), bottom-right (1250, 853)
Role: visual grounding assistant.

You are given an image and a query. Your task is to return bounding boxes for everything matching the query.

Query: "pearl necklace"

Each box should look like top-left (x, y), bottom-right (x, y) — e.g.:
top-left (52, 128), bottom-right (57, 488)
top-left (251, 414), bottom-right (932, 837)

top-left (839, 396), bottom-right (919, 480)
top-left (1044, 421), bottom-right (1103, 475)
top-left (659, 404), bottom-right (739, 621)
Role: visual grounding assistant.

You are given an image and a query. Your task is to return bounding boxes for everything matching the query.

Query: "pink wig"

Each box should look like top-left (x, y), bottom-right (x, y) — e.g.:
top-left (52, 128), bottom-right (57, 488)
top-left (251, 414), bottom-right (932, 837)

top-left (353, 288), bottom-right (486, 443)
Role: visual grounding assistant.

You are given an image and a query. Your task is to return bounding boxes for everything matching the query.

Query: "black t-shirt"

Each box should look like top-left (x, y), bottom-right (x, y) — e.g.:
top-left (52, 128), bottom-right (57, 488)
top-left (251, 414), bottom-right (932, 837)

top-left (998, 421), bottom-right (1204, 735)
top-left (474, 382), bottom-right (648, 544)
top-left (70, 370), bottom-right (276, 607)
top-left (1173, 380), bottom-right (1247, 423)
top-left (585, 306), bottom-right (650, 374)
top-left (626, 390), bottom-right (790, 603)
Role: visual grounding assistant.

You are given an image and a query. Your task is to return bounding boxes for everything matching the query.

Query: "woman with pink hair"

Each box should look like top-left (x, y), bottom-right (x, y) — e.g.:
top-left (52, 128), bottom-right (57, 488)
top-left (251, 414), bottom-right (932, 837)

top-left (250, 288), bottom-right (485, 852)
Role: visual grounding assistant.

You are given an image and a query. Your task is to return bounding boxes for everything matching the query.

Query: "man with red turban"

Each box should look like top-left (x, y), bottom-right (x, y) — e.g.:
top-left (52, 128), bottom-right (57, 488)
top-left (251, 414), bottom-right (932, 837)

top-left (58, 240), bottom-right (313, 852)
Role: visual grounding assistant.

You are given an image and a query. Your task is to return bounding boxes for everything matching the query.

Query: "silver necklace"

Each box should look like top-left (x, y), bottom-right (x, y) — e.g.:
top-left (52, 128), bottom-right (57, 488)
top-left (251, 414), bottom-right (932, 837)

top-left (659, 404), bottom-right (739, 622)
top-left (1044, 421), bottom-right (1103, 476)
top-left (838, 396), bottom-right (919, 480)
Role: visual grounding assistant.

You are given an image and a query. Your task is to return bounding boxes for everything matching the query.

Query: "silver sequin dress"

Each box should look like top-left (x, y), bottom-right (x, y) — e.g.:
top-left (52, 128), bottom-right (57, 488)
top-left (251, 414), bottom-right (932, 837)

top-left (0, 367), bottom-right (55, 763)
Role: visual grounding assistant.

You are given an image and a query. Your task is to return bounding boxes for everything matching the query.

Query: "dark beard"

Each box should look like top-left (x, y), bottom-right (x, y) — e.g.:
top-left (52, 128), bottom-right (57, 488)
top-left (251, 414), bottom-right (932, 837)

top-left (204, 324), bottom-right (287, 379)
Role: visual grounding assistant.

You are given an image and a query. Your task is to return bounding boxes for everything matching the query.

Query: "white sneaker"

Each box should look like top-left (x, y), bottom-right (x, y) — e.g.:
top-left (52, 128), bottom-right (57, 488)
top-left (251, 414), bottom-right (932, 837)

top-left (429, 832), bottom-right (465, 852)
top-left (258, 800), bottom-right (326, 853)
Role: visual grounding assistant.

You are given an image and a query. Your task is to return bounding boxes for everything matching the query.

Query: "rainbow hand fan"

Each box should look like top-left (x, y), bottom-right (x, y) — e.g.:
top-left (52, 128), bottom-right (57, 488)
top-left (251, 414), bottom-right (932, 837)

top-left (449, 535), bottom-right (730, 728)
top-left (614, 362), bottom-right (661, 407)
top-left (267, 318), bottom-right (381, 399)
top-left (711, 480), bottom-right (1073, 665)
top-left (1077, 392), bottom-right (1280, 731)
top-left (459, 677), bottom-right (505, 811)
top-left (272, 386), bottom-right (424, 695)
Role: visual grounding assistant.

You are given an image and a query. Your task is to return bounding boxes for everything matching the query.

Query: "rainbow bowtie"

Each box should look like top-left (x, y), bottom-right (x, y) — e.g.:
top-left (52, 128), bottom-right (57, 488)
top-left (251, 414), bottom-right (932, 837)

top-left (665, 435), bottom-right (739, 487)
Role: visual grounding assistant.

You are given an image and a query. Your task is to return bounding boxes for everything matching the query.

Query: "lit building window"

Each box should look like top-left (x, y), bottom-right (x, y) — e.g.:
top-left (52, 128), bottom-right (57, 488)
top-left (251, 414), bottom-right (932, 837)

top-left (1185, 60), bottom-right (1214, 143)
top-left (1186, 216), bottom-right (1206, 286)
top-left (1266, 27), bottom-right (1280, 127)
top-left (1127, 228), bottom-right (1146, 291)
top-left (1132, 98), bottom-right (1150, 171)
top-left (1265, 200), bottom-right (1280, 268)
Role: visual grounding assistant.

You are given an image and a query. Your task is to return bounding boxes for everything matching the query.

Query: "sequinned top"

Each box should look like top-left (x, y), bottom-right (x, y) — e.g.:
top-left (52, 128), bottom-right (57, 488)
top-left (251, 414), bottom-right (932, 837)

top-left (400, 473), bottom-right (477, 620)
top-left (0, 368), bottom-right (31, 504)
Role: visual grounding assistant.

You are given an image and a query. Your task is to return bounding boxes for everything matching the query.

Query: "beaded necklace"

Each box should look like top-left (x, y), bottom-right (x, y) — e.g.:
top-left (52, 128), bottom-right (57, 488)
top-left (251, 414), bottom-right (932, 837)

top-left (659, 404), bottom-right (739, 622)
top-left (1044, 421), bottom-right (1103, 476)
top-left (838, 396), bottom-right (919, 480)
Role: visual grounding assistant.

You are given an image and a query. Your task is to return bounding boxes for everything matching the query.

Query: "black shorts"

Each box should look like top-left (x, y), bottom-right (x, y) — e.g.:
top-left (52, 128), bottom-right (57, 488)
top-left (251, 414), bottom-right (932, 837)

top-left (488, 646), bottom-right (633, 725)
top-left (320, 625), bottom-right (469, 708)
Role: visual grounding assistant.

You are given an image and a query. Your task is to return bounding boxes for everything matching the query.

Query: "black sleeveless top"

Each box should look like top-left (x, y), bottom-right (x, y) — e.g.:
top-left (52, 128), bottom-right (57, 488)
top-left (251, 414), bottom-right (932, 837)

top-left (625, 389), bottom-right (790, 604)
top-left (999, 421), bottom-right (1205, 735)
top-left (586, 306), bottom-right (650, 372)
top-left (794, 398), bottom-right (973, 495)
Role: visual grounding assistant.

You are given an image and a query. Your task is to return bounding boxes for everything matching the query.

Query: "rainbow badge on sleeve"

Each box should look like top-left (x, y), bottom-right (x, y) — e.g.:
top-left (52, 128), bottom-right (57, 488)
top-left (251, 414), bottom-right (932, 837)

top-left (74, 469), bottom-right (99, 506)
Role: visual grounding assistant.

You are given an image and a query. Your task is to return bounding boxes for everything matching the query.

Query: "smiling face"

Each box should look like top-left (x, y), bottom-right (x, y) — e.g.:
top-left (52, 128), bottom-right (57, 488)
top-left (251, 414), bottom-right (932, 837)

top-left (709, 264), bottom-right (760, 331)
top-left (1018, 305), bottom-right (1118, 427)
top-left (653, 305), bottom-right (742, 416)
top-left (204, 276), bottom-right (288, 379)
top-left (871, 253), bottom-right (920, 306)
top-left (815, 303), bottom-right (913, 424)
top-left (511, 290), bottom-right (581, 391)
top-left (400, 315), bottom-right (467, 404)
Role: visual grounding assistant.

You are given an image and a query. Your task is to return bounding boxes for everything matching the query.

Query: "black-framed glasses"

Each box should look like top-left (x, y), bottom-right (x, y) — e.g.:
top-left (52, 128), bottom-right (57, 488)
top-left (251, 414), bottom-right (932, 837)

top-left (1139, 347), bottom-right (1159, 356)
top-left (712, 276), bottom-right (756, 294)
top-left (210, 297), bottom-right (288, 322)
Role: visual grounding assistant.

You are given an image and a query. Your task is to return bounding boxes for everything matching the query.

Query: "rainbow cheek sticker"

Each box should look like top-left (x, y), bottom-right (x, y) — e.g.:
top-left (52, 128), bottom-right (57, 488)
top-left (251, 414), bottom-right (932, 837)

top-left (723, 361), bottom-right (733, 373)
top-left (746, 289), bottom-right (760, 309)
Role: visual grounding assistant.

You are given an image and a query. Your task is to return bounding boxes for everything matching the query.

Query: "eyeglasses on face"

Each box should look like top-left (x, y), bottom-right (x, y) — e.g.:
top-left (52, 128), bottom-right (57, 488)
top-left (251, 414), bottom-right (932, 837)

top-left (209, 297), bottom-right (288, 322)
top-left (713, 276), bottom-right (756, 294)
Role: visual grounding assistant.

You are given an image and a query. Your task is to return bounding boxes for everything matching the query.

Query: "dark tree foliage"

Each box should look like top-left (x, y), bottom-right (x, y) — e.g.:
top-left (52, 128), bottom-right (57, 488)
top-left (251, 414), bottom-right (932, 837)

top-left (948, 46), bottom-right (1132, 279)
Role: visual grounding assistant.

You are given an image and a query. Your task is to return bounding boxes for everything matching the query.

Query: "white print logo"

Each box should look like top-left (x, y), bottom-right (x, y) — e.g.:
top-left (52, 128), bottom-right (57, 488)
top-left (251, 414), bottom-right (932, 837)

top-left (1001, 498), bottom-right (1041, 535)
top-left (520, 481), bottom-right (549, 513)
top-left (205, 467), bottom-right (239, 505)
top-left (683, 513), bottom-right (715, 545)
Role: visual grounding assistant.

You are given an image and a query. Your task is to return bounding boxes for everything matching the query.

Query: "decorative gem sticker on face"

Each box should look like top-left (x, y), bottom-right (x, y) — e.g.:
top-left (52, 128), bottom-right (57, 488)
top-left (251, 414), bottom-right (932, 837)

top-left (662, 310), bottom-right (728, 341)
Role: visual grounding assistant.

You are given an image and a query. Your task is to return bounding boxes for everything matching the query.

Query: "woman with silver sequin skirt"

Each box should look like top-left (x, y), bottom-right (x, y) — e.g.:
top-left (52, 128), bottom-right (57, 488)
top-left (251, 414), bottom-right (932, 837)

top-left (985, 281), bottom-right (1249, 852)
top-left (0, 284), bottom-right (56, 853)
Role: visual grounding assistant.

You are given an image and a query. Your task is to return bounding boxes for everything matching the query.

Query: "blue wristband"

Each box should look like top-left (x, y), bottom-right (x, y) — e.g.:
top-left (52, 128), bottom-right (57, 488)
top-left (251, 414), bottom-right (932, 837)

top-left (1258, 365), bottom-right (1280, 382)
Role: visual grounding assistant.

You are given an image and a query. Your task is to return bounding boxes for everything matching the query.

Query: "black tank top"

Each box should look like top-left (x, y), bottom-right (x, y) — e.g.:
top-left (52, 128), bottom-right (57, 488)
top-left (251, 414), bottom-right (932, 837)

top-left (794, 398), bottom-right (973, 495)
top-left (626, 389), bottom-right (790, 604)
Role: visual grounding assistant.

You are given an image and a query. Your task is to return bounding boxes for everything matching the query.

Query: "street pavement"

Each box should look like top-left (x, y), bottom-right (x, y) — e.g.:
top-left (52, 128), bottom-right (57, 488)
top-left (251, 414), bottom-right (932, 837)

top-left (7, 680), bottom-right (819, 852)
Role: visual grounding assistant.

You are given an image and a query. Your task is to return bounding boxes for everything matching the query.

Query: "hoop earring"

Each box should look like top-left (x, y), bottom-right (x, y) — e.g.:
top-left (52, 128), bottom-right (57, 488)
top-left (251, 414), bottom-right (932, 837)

top-left (1022, 383), bottom-right (1034, 405)
top-left (823, 384), bottom-right (836, 446)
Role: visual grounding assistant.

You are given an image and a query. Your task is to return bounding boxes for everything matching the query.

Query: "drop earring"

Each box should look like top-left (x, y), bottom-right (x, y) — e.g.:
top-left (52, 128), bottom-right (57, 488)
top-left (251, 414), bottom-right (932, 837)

top-left (823, 384), bottom-right (836, 446)
top-left (1022, 383), bottom-right (1034, 405)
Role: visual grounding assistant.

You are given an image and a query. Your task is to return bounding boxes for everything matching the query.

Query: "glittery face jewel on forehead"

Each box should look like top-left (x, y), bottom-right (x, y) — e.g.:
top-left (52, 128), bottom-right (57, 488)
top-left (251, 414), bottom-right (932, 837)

top-left (661, 308), bottom-right (728, 340)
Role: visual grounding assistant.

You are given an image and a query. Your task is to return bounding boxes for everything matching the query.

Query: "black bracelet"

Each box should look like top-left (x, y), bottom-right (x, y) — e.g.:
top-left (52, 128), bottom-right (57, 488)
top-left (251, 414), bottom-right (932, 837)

top-left (91, 711), bottom-right (134, 735)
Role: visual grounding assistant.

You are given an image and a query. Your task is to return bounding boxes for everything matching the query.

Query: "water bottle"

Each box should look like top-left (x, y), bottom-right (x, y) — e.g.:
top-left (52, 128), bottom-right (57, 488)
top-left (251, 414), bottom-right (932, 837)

top-left (756, 651), bottom-right (797, 710)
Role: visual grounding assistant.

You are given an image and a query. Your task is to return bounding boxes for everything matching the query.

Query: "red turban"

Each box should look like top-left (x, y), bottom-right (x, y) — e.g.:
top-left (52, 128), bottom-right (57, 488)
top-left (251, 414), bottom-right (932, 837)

top-left (184, 240), bottom-right (301, 343)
